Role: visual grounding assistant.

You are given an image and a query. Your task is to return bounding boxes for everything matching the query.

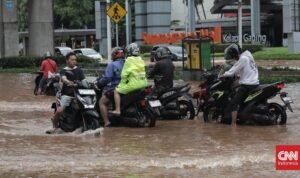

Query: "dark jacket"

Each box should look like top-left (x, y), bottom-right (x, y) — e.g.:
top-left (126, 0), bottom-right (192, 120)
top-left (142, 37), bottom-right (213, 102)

top-left (97, 58), bottom-right (124, 93)
top-left (149, 58), bottom-right (175, 91)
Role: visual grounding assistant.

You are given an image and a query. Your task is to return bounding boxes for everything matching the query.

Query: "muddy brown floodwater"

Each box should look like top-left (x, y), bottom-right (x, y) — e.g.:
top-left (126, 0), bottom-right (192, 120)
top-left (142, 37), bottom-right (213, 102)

top-left (0, 73), bottom-right (300, 178)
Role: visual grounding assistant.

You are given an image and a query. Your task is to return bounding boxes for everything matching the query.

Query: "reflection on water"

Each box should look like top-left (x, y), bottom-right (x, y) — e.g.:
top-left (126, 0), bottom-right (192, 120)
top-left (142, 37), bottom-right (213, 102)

top-left (0, 73), bottom-right (300, 177)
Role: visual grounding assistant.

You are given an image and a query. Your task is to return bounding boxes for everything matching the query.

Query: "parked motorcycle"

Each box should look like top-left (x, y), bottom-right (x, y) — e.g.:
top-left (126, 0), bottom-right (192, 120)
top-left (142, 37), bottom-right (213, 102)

top-left (34, 71), bottom-right (60, 96)
top-left (94, 84), bottom-right (160, 127)
top-left (49, 80), bottom-right (101, 133)
top-left (151, 83), bottom-right (195, 120)
top-left (193, 70), bottom-right (219, 116)
top-left (203, 77), bottom-right (293, 125)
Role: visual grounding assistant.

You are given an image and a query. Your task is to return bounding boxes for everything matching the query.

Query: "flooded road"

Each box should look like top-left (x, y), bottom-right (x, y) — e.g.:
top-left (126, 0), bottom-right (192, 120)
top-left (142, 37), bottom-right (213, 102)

top-left (0, 73), bottom-right (300, 178)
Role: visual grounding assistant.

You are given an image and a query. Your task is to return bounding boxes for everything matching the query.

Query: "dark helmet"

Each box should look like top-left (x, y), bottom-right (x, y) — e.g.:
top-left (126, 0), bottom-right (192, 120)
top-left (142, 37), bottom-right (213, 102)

top-left (126, 43), bottom-right (140, 56)
top-left (224, 43), bottom-right (242, 60)
top-left (155, 47), bottom-right (172, 61)
top-left (111, 47), bottom-right (125, 60)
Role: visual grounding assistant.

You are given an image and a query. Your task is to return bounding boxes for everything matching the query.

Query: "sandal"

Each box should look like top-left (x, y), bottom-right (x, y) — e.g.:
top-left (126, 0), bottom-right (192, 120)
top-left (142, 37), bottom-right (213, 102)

top-left (109, 111), bottom-right (121, 116)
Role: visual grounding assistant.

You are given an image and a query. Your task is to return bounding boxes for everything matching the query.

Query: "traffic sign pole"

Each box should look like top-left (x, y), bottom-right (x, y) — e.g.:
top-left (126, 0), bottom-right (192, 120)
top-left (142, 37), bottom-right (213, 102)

top-left (116, 23), bottom-right (119, 47)
top-left (107, 2), bottom-right (127, 48)
top-left (106, 0), bottom-right (111, 61)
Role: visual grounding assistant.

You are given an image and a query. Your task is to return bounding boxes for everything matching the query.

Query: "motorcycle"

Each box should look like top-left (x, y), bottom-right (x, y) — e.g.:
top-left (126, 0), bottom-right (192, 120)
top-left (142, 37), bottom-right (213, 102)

top-left (34, 71), bottom-right (60, 96)
top-left (193, 70), bottom-right (219, 116)
top-left (203, 77), bottom-right (293, 125)
top-left (94, 84), bottom-right (160, 127)
top-left (150, 83), bottom-right (195, 120)
top-left (48, 80), bottom-right (101, 133)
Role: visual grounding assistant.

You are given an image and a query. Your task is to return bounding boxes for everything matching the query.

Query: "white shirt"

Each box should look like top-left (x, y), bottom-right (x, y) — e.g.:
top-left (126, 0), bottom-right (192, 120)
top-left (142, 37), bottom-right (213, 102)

top-left (223, 50), bottom-right (259, 85)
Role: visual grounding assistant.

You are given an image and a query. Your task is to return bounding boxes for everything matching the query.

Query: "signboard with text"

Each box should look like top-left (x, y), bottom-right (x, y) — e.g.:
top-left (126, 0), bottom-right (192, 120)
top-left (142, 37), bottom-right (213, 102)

top-left (223, 33), bottom-right (267, 44)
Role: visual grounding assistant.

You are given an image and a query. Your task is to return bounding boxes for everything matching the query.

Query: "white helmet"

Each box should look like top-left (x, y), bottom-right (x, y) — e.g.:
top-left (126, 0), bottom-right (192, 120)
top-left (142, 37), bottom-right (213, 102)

top-left (126, 43), bottom-right (140, 56)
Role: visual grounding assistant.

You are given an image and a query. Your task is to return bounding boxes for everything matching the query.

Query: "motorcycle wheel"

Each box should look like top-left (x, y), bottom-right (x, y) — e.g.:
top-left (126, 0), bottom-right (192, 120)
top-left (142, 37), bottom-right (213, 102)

top-left (178, 100), bottom-right (195, 120)
top-left (147, 109), bottom-right (157, 127)
top-left (82, 115), bottom-right (100, 132)
top-left (269, 103), bottom-right (287, 125)
top-left (203, 102), bottom-right (220, 123)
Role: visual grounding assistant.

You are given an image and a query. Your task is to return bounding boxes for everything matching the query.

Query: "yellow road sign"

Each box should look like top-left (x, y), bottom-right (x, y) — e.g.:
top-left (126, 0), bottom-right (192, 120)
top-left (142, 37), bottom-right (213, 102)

top-left (107, 2), bottom-right (127, 23)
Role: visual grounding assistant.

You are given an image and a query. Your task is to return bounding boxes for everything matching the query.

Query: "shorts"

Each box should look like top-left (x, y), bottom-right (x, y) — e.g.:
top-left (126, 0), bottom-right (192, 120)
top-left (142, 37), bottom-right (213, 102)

top-left (60, 95), bottom-right (73, 107)
top-left (230, 84), bottom-right (258, 112)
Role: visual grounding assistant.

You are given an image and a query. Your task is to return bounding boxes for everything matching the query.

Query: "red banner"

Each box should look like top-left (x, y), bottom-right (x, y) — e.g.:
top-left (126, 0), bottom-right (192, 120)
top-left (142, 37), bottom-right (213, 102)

top-left (276, 145), bottom-right (300, 170)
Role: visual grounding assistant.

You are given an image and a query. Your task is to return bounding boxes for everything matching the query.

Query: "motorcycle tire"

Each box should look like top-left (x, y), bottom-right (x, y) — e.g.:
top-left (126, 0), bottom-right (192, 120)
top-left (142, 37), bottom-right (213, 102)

top-left (82, 111), bottom-right (101, 132)
top-left (269, 103), bottom-right (287, 125)
top-left (178, 100), bottom-right (195, 120)
top-left (145, 108), bottom-right (157, 127)
top-left (203, 102), bottom-right (220, 123)
top-left (148, 114), bottom-right (156, 127)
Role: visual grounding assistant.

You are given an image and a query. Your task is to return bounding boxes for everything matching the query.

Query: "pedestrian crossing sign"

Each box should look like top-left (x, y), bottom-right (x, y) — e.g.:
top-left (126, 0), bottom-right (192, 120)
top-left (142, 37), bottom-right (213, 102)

top-left (107, 2), bottom-right (127, 23)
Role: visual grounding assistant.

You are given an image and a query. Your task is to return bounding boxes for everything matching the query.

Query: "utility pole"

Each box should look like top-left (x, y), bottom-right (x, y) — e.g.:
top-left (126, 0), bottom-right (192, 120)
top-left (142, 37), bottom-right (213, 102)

top-left (125, 0), bottom-right (131, 45)
top-left (238, 0), bottom-right (243, 48)
top-left (251, 0), bottom-right (261, 42)
top-left (188, 0), bottom-right (195, 32)
top-left (0, 0), bottom-right (4, 58)
top-left (106, 0), bottom-right (111, 61)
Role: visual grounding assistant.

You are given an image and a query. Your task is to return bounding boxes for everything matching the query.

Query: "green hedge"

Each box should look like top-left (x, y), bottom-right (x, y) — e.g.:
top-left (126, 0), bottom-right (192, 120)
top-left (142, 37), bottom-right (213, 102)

top-left (212, 43), bottom-right (263, 53)
top-left (140, 43), bottom-right (263, 54)
top-left (140, 45), bottom-right (153, 54)
top-left (0, 56), bottom-right (97, 69)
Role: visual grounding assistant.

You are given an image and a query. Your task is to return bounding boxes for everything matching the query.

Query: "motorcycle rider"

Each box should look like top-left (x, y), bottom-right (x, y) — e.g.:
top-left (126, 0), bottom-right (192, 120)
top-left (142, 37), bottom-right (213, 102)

top-left (111, 43), bottom-right (148, 115)
top-left (148, 47), bottom-right (175, 95)
top-left (218, 46), bottom-right (237, 78)
top-left (219, 44), bottom-right (259, 126)
top-left (51, 52), bottom-right (85, 129)
top-left (38, 52), bottom-right (57, 95)
top-left (96, 47), bottom-right (125, 127)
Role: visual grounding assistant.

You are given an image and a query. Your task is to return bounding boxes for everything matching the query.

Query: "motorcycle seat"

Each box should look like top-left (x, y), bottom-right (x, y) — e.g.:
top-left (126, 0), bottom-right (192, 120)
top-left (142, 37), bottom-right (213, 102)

top-left (121, 89), bottom-right (145, 110)
top-left (248, 84), bottom-right (272, 94)
top-left (157, 83), bottom-right (189, 96)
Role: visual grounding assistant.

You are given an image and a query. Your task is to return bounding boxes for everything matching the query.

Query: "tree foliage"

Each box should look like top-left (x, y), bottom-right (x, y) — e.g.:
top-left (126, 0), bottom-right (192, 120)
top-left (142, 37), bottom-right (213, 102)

top-left (53, 0), bottom-right (95, 29)
top-left (18, 0), bottom-right (29, 31)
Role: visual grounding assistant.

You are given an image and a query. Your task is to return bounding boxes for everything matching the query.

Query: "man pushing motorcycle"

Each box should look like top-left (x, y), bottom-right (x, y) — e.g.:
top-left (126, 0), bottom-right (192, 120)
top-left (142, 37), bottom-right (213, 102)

top-left (219, 44), bottom-right (259, 126)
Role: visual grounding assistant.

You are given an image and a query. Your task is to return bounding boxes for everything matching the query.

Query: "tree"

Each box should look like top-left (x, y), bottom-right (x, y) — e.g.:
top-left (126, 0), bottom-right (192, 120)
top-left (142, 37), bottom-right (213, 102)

top-left (18, 0), bottom-right (29, 31)
top-left (18, 0), bottom-right (96, 31)
top-left (53, 0), bottom-right (95, 29)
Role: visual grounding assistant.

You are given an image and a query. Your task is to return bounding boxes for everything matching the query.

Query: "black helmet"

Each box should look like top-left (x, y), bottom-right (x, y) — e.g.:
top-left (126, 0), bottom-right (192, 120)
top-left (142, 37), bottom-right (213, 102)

top-left (224, 44), bottom-right (242, 60)
top-left (155, 47), bottom-right (172, 61)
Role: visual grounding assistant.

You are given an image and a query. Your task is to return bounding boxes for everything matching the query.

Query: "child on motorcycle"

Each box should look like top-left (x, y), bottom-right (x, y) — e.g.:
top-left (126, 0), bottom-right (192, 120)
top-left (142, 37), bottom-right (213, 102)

top-left (110, 43), bottom-right (148, 116)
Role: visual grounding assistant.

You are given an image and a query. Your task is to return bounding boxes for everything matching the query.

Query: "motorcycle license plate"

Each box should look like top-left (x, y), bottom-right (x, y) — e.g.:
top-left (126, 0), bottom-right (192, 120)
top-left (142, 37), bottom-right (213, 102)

top-left (283, 97), bottom-right (293, 103)
top-left (149, 100), bottom-right (162, 107)
top-left (78, 89), bottom-right (96, 95)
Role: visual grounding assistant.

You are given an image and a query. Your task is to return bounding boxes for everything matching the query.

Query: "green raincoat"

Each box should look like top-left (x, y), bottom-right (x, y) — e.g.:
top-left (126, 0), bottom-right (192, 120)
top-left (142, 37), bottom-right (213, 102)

top-left (116, 56), bottom-right (148, 94)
